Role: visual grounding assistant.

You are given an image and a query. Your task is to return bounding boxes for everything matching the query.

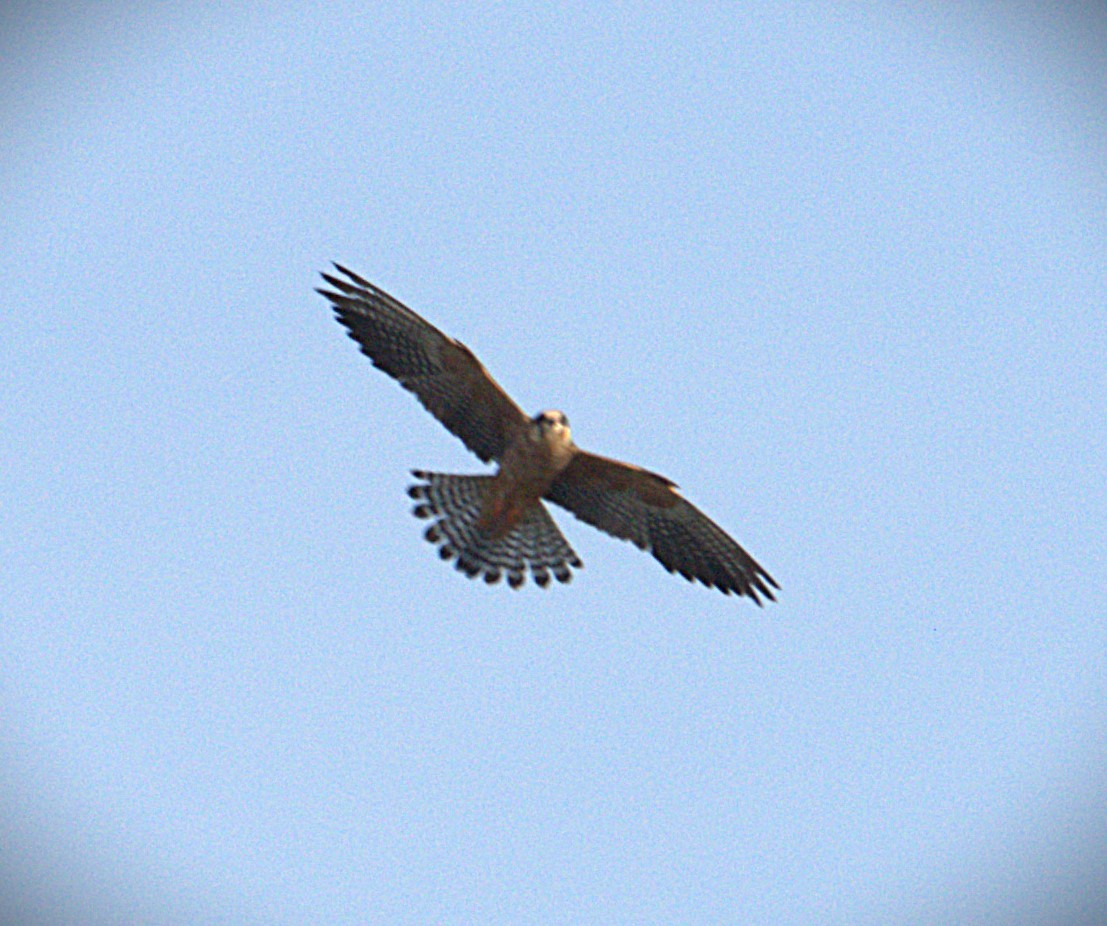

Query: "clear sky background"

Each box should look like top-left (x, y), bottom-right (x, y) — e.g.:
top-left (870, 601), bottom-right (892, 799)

top-left (2, 4), bottom-right (1106, 924)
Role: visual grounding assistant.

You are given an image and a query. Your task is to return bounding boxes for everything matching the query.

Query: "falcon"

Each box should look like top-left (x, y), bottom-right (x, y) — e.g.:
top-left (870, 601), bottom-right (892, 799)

top-left (318, 265), bottom-right (778, 604)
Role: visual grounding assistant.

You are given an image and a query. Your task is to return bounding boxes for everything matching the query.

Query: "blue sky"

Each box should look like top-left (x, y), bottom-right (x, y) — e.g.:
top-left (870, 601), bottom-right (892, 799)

top-left (2, 3), bottom-right (1106, 924)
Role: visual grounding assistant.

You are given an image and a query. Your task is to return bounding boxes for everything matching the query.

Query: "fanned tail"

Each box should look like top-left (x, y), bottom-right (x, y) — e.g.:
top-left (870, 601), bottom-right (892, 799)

top-left (407, 470), bottom-right (583, 588)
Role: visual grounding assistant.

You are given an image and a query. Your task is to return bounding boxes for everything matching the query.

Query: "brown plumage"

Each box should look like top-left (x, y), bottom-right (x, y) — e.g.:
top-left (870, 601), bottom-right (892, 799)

top-left (318, 264), bottom-right (778, 604)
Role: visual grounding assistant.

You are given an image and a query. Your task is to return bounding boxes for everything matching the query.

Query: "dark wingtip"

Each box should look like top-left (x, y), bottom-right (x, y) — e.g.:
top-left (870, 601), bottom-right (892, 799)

top-left (746, 582), bottom-right (776, 607)
top-left (755, 573), bottom-right (779, 603)
top-left (329, 262), bottom-right (372, 288)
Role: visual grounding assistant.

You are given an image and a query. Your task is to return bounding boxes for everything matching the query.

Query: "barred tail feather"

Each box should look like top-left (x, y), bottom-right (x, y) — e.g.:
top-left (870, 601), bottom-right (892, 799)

top-left (407, 470), bottom-right (582, 588)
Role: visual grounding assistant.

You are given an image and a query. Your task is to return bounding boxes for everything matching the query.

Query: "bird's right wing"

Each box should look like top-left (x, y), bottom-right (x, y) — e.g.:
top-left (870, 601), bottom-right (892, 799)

top-left (318, 265), bottom-right (530, 463)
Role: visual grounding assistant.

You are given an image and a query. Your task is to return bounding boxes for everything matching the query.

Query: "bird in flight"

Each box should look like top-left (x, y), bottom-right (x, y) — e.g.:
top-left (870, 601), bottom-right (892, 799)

top-left (318, 265), bottom-right (778, 604)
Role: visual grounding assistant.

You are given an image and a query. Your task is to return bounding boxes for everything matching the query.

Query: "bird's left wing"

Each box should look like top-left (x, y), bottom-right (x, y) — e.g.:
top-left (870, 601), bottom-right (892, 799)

top-left (546, 451), bottom-right (779, 604)
top-left (318, 265), bottom-right (529, 463)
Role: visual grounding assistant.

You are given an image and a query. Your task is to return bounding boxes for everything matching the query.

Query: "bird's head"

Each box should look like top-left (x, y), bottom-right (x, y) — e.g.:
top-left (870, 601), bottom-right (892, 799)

top-left (532, 409), bottom-right (572, 448)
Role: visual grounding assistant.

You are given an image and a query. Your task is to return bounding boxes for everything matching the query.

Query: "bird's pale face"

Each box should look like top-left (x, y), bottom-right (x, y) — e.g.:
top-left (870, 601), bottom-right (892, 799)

top-left (533, 409), bottom-right (572, 449)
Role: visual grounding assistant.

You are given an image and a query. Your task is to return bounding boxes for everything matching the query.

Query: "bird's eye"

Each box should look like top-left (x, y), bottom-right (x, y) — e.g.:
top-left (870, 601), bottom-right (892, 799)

top-left (534, 411), bottom-right (567, 428)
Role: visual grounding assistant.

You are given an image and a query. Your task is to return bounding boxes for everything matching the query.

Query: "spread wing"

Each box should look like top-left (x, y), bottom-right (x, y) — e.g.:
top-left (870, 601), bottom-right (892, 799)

top-left (546, 451), bottom-right (779, 604)
top-left (318, 264), bottom-right (529, 463)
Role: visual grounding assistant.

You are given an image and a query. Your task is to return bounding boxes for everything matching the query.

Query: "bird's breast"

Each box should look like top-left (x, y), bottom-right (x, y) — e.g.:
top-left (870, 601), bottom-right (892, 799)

top-left (478, 433), bottom-right (572, 537)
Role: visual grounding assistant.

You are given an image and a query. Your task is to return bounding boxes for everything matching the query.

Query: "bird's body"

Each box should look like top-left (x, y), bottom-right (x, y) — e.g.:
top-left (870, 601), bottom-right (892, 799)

top-left (318, 264), bottom-right (778, 604)
top-left (478, 411), bottom-right (574, 538)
